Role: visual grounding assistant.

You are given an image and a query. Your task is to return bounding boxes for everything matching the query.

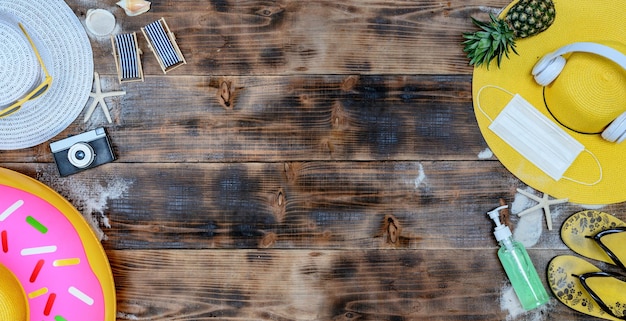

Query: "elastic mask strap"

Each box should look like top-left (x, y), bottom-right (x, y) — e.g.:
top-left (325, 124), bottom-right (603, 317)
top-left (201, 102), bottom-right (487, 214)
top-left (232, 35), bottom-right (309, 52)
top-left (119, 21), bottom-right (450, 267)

top-left (476, 85), bottom-right (515, 122)
top-left (562, 149), bottom-right (603, 186)
top-left (476, 85), bottom-right (602, 186)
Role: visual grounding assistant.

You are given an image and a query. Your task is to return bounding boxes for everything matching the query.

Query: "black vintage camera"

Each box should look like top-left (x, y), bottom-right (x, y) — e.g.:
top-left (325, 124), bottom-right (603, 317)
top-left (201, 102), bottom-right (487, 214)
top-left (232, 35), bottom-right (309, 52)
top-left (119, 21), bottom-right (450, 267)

top-left (50, 127), bottom-right (116, 177)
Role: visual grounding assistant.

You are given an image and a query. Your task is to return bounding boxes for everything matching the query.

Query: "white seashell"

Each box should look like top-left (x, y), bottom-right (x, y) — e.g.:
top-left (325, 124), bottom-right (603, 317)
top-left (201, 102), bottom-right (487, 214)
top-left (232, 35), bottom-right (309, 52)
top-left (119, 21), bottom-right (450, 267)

top-left (116, 0), bottom-right (151, 16)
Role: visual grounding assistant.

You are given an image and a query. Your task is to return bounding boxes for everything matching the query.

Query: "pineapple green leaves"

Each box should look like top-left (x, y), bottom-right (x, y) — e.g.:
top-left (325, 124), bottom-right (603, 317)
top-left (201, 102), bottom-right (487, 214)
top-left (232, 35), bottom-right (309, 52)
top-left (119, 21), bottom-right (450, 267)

top-left (462, 0), bottom-right (556, 69)
top-left (463, 14), bottom-right (518, 69)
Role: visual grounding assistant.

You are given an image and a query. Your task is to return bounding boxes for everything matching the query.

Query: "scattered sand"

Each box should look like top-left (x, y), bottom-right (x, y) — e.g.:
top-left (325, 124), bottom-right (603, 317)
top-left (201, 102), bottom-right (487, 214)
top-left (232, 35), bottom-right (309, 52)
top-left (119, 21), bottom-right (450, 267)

top-left (37, 166), bottom-right (132, 241)
top-left (510, 187), bottom-right (547, 248)
top-left (500, 187), bottom-right (563, 320)
top-left (578, 204), bottom-right (607, 210)
top-left (512, 211), bottom-right (544, 248)
top-left (500, 285), bottom-right (554, 321)
top-left (478, 148), bottom-right (494, 159)
top-left (510, 187), bottom-right (537, 215)
top-left (497, 186), bottom-right (608, 320)
top-left (479, 5), bottom-right (505, 16)
top-left (116, 312), bottom-right (139, 320)
top-left (500, 285), bottom-right (526, 320)
top-left (415, 163), bottom-right (427, 189)
top-left (509, 186), bottom-right (570, 248)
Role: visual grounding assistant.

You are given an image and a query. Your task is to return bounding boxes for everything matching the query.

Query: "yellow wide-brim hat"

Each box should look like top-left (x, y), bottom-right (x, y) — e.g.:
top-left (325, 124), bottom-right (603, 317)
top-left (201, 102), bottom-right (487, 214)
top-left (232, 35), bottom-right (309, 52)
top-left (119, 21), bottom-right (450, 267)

top-left (472, 0), bottom-right (626, 204)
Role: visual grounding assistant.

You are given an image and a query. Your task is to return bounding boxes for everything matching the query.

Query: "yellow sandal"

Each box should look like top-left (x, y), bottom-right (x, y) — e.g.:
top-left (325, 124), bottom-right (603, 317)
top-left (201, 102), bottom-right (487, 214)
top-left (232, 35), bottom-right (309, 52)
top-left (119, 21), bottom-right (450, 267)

top-left (561, 211), bottom-right (626, 269)
top-left (548, 256), bottom-right (626, 320)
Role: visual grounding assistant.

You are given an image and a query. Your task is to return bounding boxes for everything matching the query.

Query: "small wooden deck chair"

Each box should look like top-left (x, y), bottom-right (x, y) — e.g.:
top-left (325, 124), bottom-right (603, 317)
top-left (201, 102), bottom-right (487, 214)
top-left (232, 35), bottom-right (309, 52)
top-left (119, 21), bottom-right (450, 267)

top-left (141, 18), bottom-right (186, 73)
top-left (111, 32), bottom-right (144, 83)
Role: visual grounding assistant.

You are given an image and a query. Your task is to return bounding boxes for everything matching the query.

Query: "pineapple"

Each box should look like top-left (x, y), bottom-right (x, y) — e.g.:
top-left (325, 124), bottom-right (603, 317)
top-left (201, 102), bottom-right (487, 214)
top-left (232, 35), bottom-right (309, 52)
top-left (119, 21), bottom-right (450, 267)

top-left (463, 0), bottom-right (556, 68)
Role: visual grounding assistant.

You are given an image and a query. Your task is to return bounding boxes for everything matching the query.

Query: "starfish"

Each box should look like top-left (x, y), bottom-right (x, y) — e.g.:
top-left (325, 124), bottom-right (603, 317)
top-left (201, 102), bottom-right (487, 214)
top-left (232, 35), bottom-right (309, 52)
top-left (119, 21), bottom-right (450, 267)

top-left (83, 72), bottom-right (126, 123)
top-left (515, 188), bottom-right (568, 231)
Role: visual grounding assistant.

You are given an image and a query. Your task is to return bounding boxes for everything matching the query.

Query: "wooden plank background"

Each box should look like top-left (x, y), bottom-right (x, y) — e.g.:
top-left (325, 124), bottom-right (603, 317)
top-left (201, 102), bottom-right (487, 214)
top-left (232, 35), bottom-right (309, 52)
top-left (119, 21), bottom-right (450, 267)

top-left (2, 0), bottom-right (626, 320)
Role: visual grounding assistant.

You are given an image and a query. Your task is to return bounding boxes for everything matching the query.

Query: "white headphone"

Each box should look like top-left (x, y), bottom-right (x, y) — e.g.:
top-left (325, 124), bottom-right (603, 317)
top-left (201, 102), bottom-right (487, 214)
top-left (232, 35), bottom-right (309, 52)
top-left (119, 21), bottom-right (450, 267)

top-left (532, 42), bottom-right (626, 143)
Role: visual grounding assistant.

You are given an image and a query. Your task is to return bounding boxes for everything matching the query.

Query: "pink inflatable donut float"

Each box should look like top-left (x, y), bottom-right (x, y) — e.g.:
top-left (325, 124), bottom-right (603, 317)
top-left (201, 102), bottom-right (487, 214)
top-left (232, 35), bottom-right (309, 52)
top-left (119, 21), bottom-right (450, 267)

top-left (0, 167), bottom-right (115, 320)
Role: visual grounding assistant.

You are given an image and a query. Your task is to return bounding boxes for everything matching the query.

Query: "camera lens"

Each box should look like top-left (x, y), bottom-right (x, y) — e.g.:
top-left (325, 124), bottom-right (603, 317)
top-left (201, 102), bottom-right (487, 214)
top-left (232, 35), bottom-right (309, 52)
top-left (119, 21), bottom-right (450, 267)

top-left (68, 143), bottom-right (95, 168)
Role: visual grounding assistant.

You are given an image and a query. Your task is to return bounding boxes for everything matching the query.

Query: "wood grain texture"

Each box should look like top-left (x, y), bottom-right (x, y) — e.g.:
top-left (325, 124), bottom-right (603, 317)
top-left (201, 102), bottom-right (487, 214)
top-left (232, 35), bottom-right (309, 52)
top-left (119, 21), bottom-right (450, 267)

top-left (0, 75), bottom-right (478, 163)
top-left (6, 163), bottom-right (626, 252)
top-left (2, 162), bottom-right (510, 250)
top-left (109, 249), bottom-right (600, 320)
top-left (70, 0), bottom-right (507, 76)
top-left (3, 0), bottom-right (624, 320)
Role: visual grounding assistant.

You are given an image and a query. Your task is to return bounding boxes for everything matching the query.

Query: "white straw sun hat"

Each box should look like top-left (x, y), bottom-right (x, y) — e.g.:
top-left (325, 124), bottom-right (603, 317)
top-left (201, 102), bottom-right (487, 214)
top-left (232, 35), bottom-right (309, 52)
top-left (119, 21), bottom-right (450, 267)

top-left (0, 0), bottom-right (93, 150)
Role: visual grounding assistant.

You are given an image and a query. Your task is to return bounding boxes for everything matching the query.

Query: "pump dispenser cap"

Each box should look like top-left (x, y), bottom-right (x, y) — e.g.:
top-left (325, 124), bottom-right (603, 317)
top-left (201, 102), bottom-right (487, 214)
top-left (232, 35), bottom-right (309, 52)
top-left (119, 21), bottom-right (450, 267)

top-left (487, 205), bottom-right (512, 241)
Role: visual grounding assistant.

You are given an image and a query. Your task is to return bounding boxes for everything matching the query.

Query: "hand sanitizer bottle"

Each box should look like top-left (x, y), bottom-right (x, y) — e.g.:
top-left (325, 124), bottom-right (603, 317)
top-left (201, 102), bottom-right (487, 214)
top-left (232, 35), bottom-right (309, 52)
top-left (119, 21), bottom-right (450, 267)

top-left (487, 205), bottom-right (550, 310)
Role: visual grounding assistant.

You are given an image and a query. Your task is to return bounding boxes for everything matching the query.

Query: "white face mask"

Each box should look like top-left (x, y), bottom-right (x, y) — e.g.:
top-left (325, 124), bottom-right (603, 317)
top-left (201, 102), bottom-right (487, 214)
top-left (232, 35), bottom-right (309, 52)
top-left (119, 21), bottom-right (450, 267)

top-left (477, 86), bottom-right (602, 185)
top-left (490, 94), bottom-right (584, 181)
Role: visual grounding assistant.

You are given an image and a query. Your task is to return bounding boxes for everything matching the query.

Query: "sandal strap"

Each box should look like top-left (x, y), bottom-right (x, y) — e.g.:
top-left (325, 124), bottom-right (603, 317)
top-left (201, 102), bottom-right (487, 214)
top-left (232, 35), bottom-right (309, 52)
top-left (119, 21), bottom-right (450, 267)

top-left (574, 271), bottom-right (626, 320)
top-left (586, 227), bottom-right (626, 270)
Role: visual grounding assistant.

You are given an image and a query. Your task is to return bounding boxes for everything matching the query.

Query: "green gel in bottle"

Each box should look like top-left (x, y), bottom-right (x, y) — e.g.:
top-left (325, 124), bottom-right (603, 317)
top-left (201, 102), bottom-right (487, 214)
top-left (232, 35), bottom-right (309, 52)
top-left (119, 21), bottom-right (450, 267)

top-left (487, 205), bottom-right (550, 310)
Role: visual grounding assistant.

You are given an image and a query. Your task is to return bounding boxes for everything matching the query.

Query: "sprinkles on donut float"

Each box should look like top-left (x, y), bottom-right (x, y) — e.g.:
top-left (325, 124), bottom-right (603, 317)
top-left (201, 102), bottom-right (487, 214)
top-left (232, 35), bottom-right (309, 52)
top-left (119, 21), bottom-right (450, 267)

top-left (0, 167), bottom-right (116, 320)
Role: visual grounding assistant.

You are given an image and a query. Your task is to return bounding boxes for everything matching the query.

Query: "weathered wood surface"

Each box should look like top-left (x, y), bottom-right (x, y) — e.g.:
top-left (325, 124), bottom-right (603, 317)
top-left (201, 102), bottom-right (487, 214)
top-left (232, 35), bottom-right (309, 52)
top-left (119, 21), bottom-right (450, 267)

top-left (107, 249), bottom-right (518, 320)
top-left (108, 249), bottom-right (615, 320)
top-left (77, 0), bottom-right (490, 76)
top-left (0, 162), bottom-right (524, 250)
top-left (0, 75), bottom-right (482, 163)
top-left (8, 162), bottom-right (626, 252)
top-left (5, 160), bottom-right (626, 320)
top-left (2, 0), bottom-right (625, 320)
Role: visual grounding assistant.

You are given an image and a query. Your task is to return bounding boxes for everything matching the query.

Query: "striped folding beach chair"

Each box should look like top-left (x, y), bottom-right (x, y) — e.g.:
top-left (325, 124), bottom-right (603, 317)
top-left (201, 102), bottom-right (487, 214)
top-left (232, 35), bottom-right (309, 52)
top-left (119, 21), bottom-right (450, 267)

top-left (141, 18), bottom-right (186, 73)
top-left (111, 32), bottom-right (144, 83)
